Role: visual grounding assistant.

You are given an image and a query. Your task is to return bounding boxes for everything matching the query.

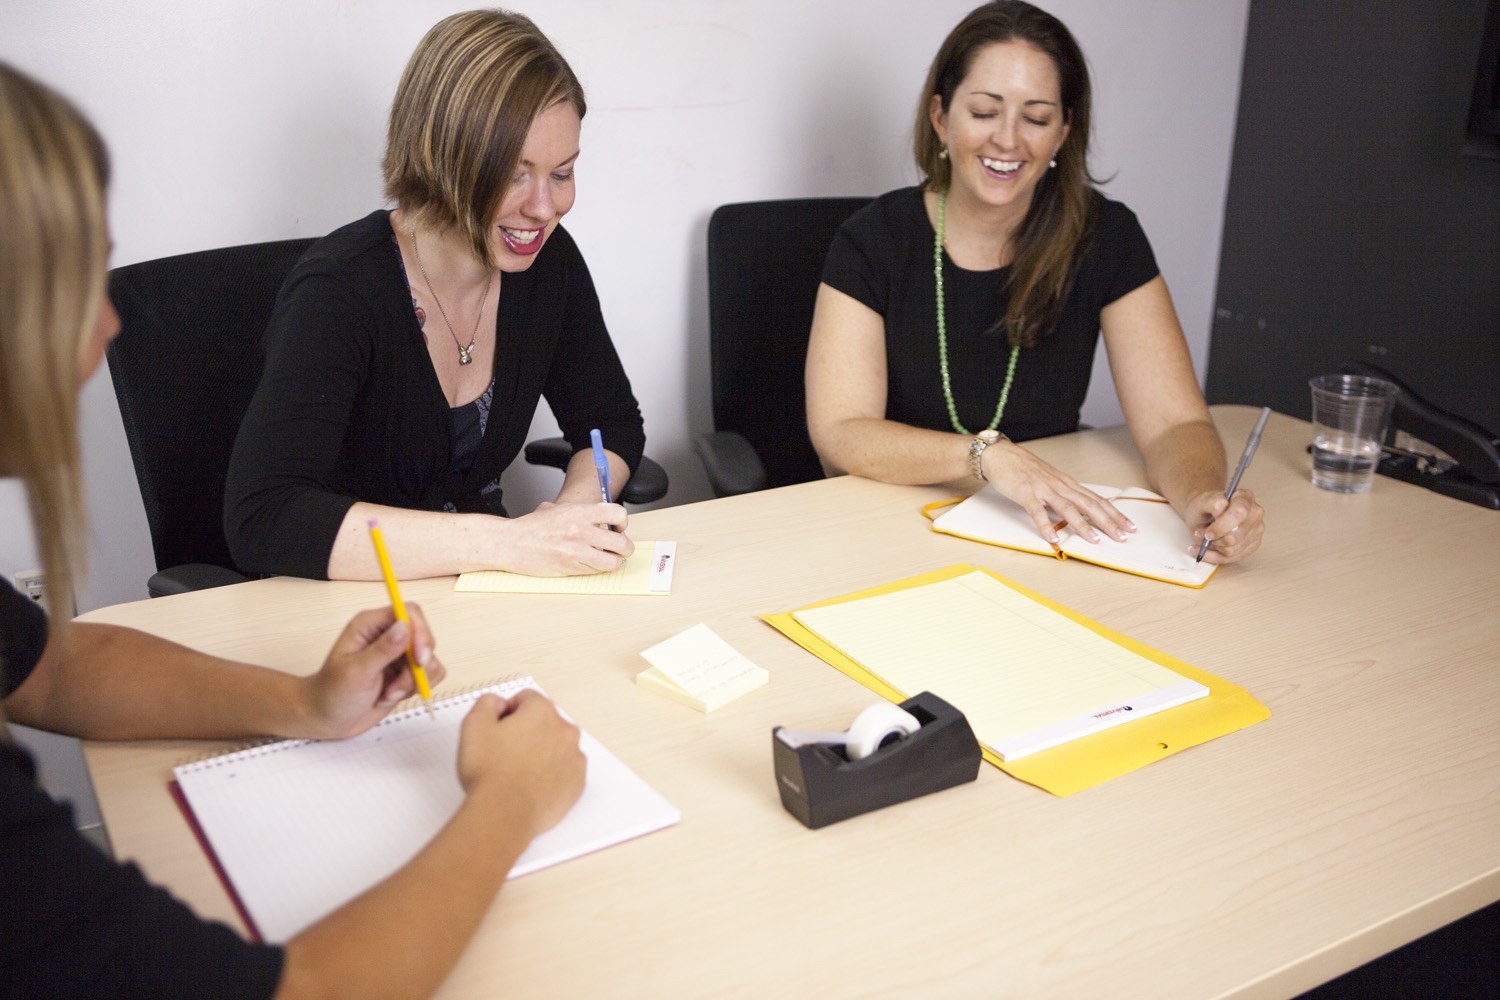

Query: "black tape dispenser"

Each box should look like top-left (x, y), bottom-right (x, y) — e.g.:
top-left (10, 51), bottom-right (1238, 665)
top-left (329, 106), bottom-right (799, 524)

top-left (772, 691), bottom-right (982, 829)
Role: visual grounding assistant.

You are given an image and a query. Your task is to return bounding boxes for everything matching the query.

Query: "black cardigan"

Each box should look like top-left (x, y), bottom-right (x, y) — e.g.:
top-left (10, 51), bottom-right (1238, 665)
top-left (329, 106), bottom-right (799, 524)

top-left (225, 210), bottom-right (645, 578)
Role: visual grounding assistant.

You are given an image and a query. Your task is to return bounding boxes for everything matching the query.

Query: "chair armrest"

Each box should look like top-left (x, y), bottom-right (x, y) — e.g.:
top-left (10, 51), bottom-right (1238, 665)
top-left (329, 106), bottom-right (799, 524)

top-left (693, 431), bottom-right (767, 497)
top-left (523, 437), bottom-right (670, 505)
top-left (148, 563), bottom-right (251, 599)
top-left (522, 436), bottom-right (573, 471)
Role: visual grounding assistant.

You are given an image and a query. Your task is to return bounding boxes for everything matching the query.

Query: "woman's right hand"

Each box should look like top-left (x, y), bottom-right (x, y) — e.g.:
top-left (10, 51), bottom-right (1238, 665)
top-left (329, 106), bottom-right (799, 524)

top-left (501, 501), bottom-right (633, 575)
top-left (980, 440), bottom-right (1135, 546)
top-left (458, 690), bottom-right (585, 840)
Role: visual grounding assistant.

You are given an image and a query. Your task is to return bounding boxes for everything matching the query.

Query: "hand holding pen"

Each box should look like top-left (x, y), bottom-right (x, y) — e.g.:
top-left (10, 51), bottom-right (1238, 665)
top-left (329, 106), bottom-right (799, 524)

top-left (591, 428), bottom-right (619, 531)
top-left (1194, 407), bottom-right (1271, 563)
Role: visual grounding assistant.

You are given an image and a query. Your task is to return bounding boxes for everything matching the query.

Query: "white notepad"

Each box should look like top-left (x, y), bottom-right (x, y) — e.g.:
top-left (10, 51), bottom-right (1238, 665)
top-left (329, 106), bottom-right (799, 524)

top-left (930, 486), bottom-right (1216, 588)
top-left (172, 678), bottom-right (680, 942)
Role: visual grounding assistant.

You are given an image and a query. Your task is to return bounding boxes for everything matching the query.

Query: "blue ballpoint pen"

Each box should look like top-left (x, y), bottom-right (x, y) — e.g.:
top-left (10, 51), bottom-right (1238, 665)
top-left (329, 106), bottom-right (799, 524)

top-left (590, 428), bottom-right (612, 503)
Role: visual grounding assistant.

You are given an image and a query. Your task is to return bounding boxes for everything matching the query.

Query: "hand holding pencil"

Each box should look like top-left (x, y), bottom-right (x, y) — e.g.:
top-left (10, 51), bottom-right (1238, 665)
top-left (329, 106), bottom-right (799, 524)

top-left (299, 599), bottom-right (445, 740)
top-left (370, 518), bottom-right (436, 717)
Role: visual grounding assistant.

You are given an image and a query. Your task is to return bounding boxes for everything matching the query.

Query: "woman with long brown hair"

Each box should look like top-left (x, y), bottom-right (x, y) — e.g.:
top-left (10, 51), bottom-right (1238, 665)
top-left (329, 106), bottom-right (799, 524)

top-left (807, 0), bottom-right (1264, 564)
top-left (0, 60), bottom-right (583, 998)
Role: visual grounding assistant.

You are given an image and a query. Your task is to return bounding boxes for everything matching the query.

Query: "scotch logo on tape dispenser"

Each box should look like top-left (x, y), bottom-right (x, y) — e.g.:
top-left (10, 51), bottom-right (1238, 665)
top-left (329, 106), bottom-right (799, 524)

top-left (771, 692), bottom-right (981, 829)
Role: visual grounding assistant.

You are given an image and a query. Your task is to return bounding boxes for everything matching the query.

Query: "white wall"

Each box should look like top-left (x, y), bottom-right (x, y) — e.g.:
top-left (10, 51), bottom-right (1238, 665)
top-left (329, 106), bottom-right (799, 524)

top-left (0, 0), bottom-right (1249, 613)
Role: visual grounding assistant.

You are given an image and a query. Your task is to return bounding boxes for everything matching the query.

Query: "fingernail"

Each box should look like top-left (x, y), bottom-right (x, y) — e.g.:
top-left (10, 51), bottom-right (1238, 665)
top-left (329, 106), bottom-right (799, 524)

top-left (389, 620), bottom-right (409, 643)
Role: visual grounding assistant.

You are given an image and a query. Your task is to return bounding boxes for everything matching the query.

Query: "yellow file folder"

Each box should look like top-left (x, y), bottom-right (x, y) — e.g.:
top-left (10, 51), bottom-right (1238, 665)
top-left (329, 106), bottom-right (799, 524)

top-left (763, 564), bottom-right (1270, 797)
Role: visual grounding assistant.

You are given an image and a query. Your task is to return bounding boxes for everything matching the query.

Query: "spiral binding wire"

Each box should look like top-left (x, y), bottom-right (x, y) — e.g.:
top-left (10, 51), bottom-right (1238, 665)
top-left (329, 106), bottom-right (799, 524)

top-left (175, 674), bottom-right (529, 772)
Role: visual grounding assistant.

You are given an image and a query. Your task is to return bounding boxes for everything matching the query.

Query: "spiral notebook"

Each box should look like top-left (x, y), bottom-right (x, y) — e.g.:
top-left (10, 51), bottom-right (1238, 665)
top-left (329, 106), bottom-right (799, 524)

top-left (171, 678), bottom-right (679, 943)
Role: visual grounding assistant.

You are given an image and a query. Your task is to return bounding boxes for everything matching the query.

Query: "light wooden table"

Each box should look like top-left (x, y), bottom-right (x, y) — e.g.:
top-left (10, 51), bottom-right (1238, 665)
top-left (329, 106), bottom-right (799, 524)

top-left (80, 406), bottom-right (1500, 999)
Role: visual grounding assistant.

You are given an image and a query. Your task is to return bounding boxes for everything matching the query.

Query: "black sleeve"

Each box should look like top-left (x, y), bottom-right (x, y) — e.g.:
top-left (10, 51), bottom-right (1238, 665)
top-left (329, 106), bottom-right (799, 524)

top-left (542, 243), bottom-right (646, 473)
top-left (1089, 199), bottom-right (1161, 308)
top-left (0, 580), bottom-right (47, 697)
top-left (1, 745), bottom-right (284, 999)
top-left (820, 202), bottom-right (893, 317)
top-left (224, 269), bottom-right (375, 579)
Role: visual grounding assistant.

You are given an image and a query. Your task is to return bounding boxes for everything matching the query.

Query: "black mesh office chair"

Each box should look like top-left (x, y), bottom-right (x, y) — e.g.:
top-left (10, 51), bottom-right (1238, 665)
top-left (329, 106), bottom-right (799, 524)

top-left (694, 197), bottom-right (872, 497)
top-left (108, 239), bottom-right (315, 597)
top-left (109, 239), bottom-right (667, 598)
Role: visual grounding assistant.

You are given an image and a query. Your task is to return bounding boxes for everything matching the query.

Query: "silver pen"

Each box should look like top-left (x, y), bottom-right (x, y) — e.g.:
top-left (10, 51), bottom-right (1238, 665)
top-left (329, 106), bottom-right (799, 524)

top-left (1196, 407), bottom-right (1271, 563)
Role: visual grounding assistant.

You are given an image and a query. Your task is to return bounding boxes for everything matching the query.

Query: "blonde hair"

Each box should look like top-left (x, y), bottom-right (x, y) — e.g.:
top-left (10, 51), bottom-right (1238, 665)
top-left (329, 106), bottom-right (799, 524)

top-left (383, 9), bottom-right (585, 269)
top-left (0, 63), bottom-right (110, 628)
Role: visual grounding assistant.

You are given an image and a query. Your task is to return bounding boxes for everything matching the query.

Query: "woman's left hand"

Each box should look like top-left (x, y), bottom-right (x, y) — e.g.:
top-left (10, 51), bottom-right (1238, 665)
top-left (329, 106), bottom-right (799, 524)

top-left (1186, 488), bottom-right (1264, 564)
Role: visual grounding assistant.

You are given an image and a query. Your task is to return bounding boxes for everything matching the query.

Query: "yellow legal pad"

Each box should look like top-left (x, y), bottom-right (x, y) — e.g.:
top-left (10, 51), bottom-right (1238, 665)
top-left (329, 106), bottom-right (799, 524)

top-left (454, 542), bottom-right (676, 596)
top-left (763, 564), bottom-right (1269, 796)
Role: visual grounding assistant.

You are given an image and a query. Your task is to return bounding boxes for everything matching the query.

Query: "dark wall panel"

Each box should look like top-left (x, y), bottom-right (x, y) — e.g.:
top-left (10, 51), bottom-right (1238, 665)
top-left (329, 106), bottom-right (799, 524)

top-left (1207, 0), bottom-right (1500, 435)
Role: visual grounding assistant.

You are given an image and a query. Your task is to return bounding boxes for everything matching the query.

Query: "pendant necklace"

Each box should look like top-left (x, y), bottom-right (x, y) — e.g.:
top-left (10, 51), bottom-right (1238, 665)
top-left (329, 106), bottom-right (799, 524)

top-left (410, 224), bottom-right (491, 366)
top-left (935, 189), bottom-right (1021, 435)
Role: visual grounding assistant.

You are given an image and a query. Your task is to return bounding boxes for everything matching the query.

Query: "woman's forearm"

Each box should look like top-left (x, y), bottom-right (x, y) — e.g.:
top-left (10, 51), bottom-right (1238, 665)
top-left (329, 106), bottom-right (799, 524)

top-left (811, 416), bottom-right (976, 485)
top-left (1138, 417), bottom-right (1228, 516)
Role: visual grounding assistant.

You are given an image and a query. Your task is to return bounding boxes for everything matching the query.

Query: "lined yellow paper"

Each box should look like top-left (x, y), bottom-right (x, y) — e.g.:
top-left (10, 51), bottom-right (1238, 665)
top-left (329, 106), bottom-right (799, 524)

top-left (765, 565), bottom-right (1270, 796)
top-left (454, 542), bottom-right (675, 596)
top-left (791, 571), bottom-right (1204, 760)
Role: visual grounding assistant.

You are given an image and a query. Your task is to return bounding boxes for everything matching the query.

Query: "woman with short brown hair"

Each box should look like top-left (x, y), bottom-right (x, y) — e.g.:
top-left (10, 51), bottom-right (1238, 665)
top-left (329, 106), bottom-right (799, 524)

top-left (227, 9), bottom-right (647, 583)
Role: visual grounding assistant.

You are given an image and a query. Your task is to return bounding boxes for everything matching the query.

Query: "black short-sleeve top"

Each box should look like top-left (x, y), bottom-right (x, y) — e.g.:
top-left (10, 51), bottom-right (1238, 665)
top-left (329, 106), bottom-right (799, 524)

top-left (820, 186), bottom-right (1159, 441)
top-left (1, 582), bottom-right (284, 997)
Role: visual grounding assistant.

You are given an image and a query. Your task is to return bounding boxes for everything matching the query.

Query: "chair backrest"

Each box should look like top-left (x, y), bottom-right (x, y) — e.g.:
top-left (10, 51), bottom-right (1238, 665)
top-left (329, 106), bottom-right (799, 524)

top-left (706, 197), bottom-right (871, 490)
top-left (106, 238), bottom-right (315, 573)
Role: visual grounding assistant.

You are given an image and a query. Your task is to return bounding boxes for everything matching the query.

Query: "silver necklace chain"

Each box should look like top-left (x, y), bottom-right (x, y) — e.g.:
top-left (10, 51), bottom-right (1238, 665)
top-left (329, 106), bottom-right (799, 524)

top-left (409, 224), bottom-right (491, 366)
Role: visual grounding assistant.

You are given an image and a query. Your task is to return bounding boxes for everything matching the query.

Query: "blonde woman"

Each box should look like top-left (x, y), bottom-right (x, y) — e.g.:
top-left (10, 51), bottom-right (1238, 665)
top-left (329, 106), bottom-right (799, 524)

top-left (806, 1), bottom-right (1264, 564)
top-left (226, 9), bottom-right (645, 582)
top-left (0, 63), bottom-right (583, 998)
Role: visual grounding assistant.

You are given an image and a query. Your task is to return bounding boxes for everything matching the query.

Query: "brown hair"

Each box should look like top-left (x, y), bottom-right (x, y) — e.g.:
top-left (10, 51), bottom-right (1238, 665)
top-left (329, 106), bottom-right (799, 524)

top-left (914, 1), bottom-right (1100, 346)
top-left (383, 9), bottom-right (585, 269)
top-left (0, 63), bottom-right (111, 626)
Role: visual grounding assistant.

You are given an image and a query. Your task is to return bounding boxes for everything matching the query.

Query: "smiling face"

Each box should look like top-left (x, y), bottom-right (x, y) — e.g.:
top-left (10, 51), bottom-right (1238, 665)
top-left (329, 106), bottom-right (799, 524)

top-left (489, 100), bottom-right (580, 271)
top-left (930, 39), bottom-right (1070, 223)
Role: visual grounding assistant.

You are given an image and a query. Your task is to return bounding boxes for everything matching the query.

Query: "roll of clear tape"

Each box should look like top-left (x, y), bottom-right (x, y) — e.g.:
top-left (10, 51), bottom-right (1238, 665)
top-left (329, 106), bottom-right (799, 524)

top-left (775, 702), bottom-right (921, 760)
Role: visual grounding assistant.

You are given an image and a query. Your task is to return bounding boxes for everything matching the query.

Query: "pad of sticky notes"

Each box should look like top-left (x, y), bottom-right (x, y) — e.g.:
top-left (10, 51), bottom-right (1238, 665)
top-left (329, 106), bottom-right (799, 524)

top-left (637, 624), bottom-right (768, 712)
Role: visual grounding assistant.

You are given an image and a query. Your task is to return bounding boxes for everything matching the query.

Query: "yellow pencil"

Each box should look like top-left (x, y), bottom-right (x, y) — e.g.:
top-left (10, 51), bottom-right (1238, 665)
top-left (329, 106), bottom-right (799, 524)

top-left (368, 519), bottom-right (435, 718)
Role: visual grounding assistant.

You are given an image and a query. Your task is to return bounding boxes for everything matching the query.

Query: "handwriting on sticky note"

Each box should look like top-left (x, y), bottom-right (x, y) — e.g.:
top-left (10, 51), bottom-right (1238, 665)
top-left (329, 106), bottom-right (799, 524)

top-left (637, 624), bottom-right (768, 712)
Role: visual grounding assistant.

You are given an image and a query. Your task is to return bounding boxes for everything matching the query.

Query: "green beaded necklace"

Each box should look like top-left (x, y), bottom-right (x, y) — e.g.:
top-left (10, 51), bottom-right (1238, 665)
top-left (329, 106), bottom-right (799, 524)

top-left (935, 189), bottom-right (1020, 436)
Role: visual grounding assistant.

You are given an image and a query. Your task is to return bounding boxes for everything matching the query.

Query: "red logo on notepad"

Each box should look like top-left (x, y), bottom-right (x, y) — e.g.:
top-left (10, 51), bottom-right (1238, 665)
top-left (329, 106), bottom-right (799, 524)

top-left (1092, 705), bottom-right (1134, 719)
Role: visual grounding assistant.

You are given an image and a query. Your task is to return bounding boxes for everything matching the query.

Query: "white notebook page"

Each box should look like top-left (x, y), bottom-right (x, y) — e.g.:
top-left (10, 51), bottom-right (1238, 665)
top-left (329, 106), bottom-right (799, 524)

top-left (173, 678), bottom-right (679, 942)
top-left (931, 486), bottom-right (1214, 587)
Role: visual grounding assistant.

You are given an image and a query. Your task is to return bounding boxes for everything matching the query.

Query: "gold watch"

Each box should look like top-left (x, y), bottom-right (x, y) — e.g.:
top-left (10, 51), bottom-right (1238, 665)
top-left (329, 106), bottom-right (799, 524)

top-left (968, 429), bottom-right (1007, 481)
